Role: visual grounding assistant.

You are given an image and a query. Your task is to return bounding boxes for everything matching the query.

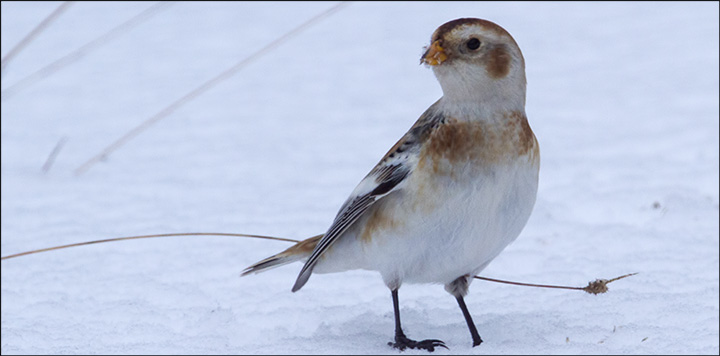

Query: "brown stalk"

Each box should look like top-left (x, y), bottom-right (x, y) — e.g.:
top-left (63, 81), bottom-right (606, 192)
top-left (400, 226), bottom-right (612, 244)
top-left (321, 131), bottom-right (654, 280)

top-left (1, 1), bottom-right (74, 75)
top-left (474, 273), bottom-right (638, 295)
top-left (1, 232), bottom-right (299, 260)
top-left (1, 231), bottom-right (636, 294)
top-left (74, 2), bottom-right (350, 175)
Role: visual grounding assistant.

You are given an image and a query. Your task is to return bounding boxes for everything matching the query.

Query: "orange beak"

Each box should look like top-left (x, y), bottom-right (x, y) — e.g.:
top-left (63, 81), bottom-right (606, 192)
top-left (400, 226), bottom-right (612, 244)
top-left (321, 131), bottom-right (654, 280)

top-left (421, 40), bottom-right (448, 66)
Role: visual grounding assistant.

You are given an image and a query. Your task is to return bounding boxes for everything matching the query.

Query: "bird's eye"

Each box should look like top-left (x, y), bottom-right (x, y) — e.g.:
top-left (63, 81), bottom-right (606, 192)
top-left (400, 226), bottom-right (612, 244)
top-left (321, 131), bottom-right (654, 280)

top-left (466, 38), bottom-right (481, 50)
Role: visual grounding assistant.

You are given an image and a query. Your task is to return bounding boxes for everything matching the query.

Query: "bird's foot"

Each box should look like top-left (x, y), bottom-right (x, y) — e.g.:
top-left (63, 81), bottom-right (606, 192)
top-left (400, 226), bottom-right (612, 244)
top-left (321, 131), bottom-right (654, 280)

top-left (388, 334), bottom-right (447, 352)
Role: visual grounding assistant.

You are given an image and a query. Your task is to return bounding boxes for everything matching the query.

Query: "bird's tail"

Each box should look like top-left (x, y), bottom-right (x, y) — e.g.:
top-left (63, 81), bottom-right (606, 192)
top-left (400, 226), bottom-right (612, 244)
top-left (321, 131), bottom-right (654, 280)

top-left (241, 234), bottom-right (323, 276)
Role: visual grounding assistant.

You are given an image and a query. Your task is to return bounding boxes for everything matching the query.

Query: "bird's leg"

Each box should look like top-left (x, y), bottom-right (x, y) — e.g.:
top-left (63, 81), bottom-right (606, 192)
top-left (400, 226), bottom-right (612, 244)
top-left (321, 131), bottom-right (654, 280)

top-left (446, 275), bottom-right (483, 347)
top-left (388, 289), bottom-right (447, 352)
top-left (455, 295), bottom-right (483, 346)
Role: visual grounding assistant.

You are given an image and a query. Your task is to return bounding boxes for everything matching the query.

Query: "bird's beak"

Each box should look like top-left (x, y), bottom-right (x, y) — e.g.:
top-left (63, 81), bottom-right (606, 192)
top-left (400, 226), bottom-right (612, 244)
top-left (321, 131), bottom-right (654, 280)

top-left (421, 40), bottom-right (448, 66)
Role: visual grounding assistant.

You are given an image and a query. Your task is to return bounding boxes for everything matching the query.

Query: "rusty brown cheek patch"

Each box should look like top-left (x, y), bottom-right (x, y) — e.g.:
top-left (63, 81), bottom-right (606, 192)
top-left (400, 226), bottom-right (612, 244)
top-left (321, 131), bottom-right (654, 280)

top-left (486, 46), bottom-right (511, 79)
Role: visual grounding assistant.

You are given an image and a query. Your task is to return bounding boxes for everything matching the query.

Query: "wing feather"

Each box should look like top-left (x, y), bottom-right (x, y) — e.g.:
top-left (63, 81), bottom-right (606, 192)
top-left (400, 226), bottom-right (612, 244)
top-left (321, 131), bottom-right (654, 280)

top-left (291, 175), bottom-right (404, 292)
top-left (291, 101), bottom-right (446, 292)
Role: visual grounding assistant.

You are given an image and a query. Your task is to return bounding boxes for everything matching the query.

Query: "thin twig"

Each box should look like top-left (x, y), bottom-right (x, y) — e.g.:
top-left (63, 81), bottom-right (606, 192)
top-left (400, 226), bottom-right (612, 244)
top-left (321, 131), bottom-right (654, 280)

top-left (2, 2), bottom-right (174, 100)
top-left (1, 1), bottom-right (74, 75)
top-left (74, 1), bottom-right (351, 176)
top-left (474, 273), bottom-right (638, 295)
top-left (0, 232), bottom-right (300, 260)
top-left (41, 136), bottom-right (68, 173)
top-left (0, 231), bottom-right (636, 294)
top-left (475, 275), bottom-right (585, 291)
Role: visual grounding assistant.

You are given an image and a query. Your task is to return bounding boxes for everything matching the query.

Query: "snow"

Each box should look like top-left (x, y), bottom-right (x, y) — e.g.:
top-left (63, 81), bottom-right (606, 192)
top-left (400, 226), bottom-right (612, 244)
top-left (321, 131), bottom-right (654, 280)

top-left (1, 1), bottom-right (718, 354)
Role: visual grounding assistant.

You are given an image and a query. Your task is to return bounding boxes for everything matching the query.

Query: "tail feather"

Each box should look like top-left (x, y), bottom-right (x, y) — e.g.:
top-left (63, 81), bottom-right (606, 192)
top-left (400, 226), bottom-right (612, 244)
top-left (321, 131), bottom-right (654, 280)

top-left (241, 234), bottom-right (322, 276)
top-left (241, 253), bottom-right (298, 275)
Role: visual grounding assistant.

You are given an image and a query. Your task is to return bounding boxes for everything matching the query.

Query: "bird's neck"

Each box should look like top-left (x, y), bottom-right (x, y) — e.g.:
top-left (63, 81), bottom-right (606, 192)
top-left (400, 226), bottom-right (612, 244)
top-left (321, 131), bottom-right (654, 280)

top-left (437, 73), bottom-right (526, 123)
top-left (439, 91), bottom-right (526, 124)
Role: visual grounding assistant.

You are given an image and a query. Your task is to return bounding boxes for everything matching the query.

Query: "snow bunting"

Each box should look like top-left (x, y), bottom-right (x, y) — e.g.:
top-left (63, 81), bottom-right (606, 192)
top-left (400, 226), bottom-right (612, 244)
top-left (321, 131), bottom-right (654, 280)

top-left (243, 18), bottom-right (539, 351)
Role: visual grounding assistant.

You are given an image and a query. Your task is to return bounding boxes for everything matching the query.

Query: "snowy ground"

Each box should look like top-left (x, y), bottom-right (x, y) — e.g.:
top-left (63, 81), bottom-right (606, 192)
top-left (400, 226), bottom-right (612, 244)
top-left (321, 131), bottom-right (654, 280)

top-left (1, 1), bottom-right (718, 354)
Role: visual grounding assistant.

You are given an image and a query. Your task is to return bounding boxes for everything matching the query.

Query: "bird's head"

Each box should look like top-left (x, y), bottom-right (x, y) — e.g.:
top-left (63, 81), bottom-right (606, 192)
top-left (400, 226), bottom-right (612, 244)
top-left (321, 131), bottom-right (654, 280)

top-left (422, 18), bottom-right (526, 108)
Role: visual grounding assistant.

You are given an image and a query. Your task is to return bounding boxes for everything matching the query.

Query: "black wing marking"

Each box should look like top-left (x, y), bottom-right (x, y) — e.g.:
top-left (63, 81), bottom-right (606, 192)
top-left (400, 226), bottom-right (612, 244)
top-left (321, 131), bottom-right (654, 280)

top-left (291, 164), bottom-right (409, 292)
top-left (291, 102), bottom-right (445, 292)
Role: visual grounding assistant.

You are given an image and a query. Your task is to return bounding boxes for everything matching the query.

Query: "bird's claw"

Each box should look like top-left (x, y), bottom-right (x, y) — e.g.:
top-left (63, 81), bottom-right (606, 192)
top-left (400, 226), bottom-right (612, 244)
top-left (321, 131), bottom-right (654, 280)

top-left (388, 335), bottom-right (447, 352)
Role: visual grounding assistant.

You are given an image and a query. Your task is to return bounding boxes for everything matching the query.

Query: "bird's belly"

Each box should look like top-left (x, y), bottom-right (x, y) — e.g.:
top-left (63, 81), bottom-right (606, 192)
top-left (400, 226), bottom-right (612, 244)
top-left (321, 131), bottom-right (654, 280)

top-left (316, 157), bottom-right (539, 287)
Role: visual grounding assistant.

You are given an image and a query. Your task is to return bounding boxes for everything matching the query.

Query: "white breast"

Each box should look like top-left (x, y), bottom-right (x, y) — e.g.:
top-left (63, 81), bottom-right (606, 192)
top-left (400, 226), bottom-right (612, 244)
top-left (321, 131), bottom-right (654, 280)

top-left (314, 150), bottom-right (539, 289)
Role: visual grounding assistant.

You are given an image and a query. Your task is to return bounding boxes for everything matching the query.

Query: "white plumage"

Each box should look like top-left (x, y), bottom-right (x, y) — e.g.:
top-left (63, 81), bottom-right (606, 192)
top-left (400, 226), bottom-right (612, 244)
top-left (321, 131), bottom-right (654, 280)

top-left (242, 18), bottom-right (539, 351)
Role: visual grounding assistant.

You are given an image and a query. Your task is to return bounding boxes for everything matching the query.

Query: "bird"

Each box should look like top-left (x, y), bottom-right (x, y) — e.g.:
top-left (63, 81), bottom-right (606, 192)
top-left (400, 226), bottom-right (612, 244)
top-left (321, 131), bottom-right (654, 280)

top-left (242, 17), bottom-right (539, 351)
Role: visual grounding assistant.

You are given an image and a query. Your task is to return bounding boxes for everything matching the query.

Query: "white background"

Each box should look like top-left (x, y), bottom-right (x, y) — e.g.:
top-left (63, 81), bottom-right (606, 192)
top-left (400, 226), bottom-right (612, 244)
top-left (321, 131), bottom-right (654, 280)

top-left (2, 2), bottom-right (718, 354)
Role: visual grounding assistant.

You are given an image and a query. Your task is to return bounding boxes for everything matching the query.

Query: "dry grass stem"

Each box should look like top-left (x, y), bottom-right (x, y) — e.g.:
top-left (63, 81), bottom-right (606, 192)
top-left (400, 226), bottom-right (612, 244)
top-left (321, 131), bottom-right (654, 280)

top-left (2, 2), bottom-right (174, 100)
top-left (475, 273), bottom-right (638, 294)
top-left (74, 2), bottom-right (350, 175)
top-left (1, 1), bottom-right (74, 75)
top-left (1, 232), bottom-right (299, 260)
top-left (2, 229), bottom-right (635, 295)
top-left (41, 136), bottom-right (68, 173)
